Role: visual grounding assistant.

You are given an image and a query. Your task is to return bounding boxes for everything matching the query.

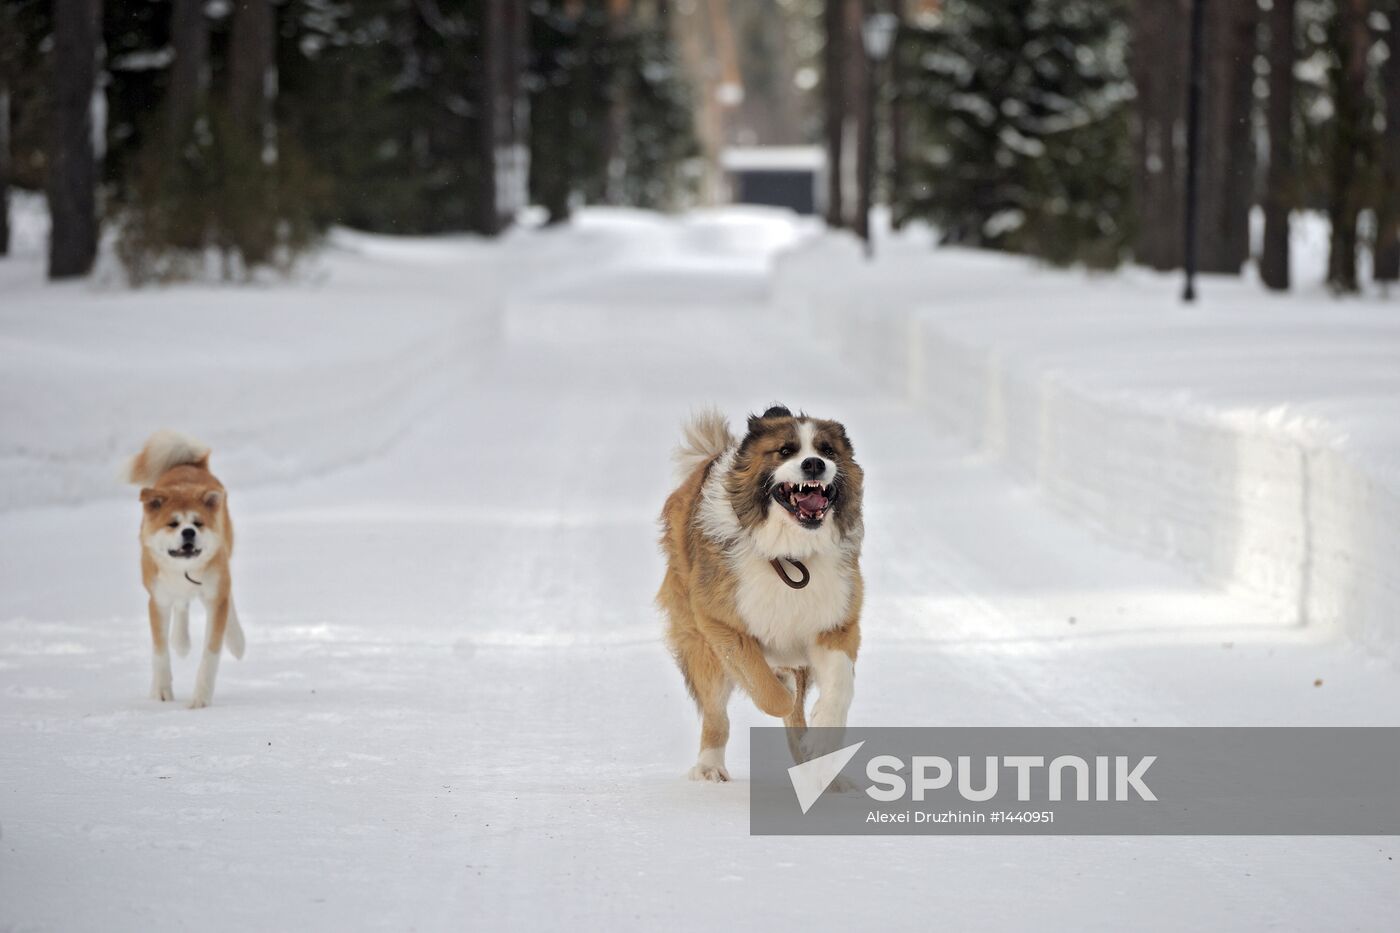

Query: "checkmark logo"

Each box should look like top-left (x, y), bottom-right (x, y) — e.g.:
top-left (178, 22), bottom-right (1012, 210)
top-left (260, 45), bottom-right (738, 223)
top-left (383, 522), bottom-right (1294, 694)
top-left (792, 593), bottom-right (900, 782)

top-left (787, 741), bottom-right (865, 814)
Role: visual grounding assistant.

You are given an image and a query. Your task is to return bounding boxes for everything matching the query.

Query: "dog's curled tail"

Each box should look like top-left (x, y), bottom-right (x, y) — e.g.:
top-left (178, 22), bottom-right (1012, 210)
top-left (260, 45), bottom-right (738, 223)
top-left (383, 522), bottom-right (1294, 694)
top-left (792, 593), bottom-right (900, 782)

top-left (126, 429), bottom-right (212, 486)
top-left (674, 408), bottom-right (734, 477)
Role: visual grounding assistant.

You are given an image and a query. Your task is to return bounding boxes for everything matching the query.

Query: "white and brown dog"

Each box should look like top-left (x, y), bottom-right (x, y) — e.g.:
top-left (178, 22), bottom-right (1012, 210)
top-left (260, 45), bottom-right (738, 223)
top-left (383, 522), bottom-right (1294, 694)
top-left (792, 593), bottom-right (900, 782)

top-left (127, 430), bottom-right (245, 708)
top-left (658, 405), bottom-right (864, 781)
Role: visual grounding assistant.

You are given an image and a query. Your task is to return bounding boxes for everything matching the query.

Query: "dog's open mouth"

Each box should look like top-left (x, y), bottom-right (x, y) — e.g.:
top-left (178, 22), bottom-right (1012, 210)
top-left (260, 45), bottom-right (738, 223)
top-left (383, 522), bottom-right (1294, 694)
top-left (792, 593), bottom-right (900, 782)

top-left (168, 547), bottom-right (202, 559)
top-left (772, 481), bottom-right (837, 527)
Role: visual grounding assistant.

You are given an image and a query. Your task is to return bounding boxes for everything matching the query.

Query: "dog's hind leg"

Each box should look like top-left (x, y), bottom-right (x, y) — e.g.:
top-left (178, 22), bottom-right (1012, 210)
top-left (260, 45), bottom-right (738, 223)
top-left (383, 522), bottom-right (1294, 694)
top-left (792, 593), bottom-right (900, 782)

top-left (148, 598), bottom-right (174, 701)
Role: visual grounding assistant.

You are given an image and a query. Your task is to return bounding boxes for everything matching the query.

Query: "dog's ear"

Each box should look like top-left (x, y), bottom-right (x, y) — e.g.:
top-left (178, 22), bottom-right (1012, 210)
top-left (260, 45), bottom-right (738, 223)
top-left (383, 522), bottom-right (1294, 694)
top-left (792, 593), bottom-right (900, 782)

top-left (202, 489), bottom-right (223, 509)
top-left (140, 488), bottom-right (164, 511)
top-left (748, 404), bottom-right (792, 432)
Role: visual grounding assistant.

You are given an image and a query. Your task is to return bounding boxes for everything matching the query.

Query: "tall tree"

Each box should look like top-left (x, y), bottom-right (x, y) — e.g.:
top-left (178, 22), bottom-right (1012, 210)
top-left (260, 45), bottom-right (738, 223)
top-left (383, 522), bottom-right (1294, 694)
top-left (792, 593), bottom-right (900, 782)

top-left (851, 0), bottom-right (871, 244)
top-left (167, 0), bottom-right (208, 143)
top-left (1197, 0), bottom-right (1258, 275)
top-left (47, 0), bottom-right (101, 279)
top-left (1130, 0), bottom-right (1189, 270)
top-left (228, 0), bottom-right (274, 145)
top-left (822, 0), bottom-right (847, 227)
top-left (901, 0), bottom-right (1132, 266)
top-left (1327, 0), bottom-right (1371, 292)
top-left (1, 78), bottom-right (10, 257)
top-left (476, 0), bottom-right (504, 235)
top-left (1376, 4), bottom-right (1400, 284)
top-left (1261, 0), bottom-right (1296, 291)
top-left (888, 0), bottom-right (908, 229)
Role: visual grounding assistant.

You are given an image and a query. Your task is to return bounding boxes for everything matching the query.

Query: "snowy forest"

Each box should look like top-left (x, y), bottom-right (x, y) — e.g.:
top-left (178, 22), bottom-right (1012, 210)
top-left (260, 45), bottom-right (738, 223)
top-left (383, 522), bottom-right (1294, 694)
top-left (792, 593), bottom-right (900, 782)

top-left (0, 0), bottom-right (1397, 291)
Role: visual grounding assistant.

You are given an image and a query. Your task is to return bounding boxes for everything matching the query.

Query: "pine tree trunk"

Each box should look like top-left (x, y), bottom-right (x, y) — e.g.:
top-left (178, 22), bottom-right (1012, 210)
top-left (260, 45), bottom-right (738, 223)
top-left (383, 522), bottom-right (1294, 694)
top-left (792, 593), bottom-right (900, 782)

top-left (1375, 6), bottom-right (1400, 283)
top-left (228, 0), bottom-right (273, 144)
top-left (823, 0), bottom-right (846, 227)
top-left (529, 3), bottom-right (571, 225)
top-left (603, 0), bottom-right (630, 204)
top-left (1261, 0), bottom-right (1294, 291)
top-left (889, 0), bottom-right (906, 229)
top-left (503, 0), bottom-right (528, 221)
top-left (1327, 0), bottom-right (1369, 293)
top-left (1, 80), bottom-right (10, 257)
top-left (47, 0), bottom-right (101, 279)
top-left (476, 0), bottom-right (504, 235)
top-left (168, 0), bottom-right (208, 142)
top-left (1198, 0), bottom-right (1257, 275)
top-left (1132, 0), bottom-right (1189, 270)
top-left (849, 0), bottom-right (870, 242)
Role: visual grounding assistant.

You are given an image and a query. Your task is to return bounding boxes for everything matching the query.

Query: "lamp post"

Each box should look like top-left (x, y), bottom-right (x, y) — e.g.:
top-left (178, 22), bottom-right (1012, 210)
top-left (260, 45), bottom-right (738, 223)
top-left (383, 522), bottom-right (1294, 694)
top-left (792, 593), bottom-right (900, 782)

top-left (860, 9), bottom-right (899, 259)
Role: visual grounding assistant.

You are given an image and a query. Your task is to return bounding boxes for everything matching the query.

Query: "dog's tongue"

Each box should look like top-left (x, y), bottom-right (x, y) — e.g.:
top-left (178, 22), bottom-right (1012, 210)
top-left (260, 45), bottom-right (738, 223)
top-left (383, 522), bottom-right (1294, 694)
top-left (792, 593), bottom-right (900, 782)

top-left (796, 490), bottom-right (829, 512)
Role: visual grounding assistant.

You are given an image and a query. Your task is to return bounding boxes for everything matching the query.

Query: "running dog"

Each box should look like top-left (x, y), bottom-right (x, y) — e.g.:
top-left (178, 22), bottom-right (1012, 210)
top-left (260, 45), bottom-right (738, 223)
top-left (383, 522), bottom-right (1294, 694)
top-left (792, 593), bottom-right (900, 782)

top-left (658, 405), bottom-right (863, 781)
top-left (128, 430), bottom-right (245, 708)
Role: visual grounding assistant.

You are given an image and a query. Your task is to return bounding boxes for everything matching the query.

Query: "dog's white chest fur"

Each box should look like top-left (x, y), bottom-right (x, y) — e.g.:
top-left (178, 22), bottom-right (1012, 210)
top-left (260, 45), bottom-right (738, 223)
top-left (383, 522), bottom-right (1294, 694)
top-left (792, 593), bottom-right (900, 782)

top-left (733, 551), bottom-right (853, 666)
top-left (151, 560), bottom-right (217, 607)
top-left (697, 445), bottom-right (860, 666)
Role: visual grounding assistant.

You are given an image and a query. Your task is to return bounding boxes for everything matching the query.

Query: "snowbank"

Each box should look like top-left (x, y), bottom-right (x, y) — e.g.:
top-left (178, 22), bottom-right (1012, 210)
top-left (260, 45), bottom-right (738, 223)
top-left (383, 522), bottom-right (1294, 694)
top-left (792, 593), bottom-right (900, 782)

top-left (772, 232), bottom-right (1400, 659)
top-left (0, 203), bottom-right (807, 512)
top-left (0, 199), bottom-right (617, 512)
top-left (0, 232), bottom-right (504, 511)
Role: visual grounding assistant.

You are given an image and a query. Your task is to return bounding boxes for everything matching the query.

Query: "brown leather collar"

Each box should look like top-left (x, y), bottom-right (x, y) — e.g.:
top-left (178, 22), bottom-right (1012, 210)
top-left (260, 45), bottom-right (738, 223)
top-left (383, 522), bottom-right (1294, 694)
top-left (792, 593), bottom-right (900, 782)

top-left (770, 557), bottom-right (810, 589)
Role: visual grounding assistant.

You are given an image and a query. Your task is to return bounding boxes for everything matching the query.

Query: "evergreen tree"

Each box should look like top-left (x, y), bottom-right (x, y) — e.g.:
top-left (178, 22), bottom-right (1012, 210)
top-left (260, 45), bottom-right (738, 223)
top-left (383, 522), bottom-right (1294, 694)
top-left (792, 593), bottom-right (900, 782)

top-left (527, 0), bottom-right (694, 224)
top-left (1378, 3), bottom-right (1400, 284)
top-left (900, 0), bottom-right (1132, 267)
top-left (617, 2), bottom-right (697, 210)
top-left (48, 0), bottom-right (102, 279)
top-left (1262, 0), bottom-right (1297, 291)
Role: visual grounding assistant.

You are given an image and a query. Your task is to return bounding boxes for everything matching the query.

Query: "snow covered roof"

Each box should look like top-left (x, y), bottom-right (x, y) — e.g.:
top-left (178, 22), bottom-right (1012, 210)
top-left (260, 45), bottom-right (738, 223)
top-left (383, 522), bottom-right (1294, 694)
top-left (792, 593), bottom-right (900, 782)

top-left (720, 146), bottom-right (825, 172)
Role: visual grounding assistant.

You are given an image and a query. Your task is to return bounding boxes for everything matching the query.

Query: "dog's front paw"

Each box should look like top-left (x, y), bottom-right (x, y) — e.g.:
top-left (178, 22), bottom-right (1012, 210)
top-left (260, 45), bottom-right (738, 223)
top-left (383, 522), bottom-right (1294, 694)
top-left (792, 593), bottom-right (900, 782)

top-left (688, 762), bottom-right (731, 782)
top-left (151, 683), bottom-right (174, 702)
top-left (187, 694), bottom-right (211, 710)
top-left (799, 728), bottom-right (849, 763)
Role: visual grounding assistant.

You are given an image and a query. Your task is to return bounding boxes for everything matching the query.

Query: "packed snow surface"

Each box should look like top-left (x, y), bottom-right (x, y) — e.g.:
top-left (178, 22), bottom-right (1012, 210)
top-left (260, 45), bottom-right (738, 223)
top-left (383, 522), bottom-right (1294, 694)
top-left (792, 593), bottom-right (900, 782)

top-left (1, 204), bottom-right (1398, 931)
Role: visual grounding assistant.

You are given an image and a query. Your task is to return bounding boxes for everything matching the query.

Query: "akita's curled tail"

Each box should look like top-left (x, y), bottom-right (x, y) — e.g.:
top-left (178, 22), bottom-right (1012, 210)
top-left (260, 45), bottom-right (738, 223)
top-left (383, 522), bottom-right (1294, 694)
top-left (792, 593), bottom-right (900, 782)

top-left (126, 430), bottom-right (211, 486)
top-left (673, 408), bottom-right (734, 478)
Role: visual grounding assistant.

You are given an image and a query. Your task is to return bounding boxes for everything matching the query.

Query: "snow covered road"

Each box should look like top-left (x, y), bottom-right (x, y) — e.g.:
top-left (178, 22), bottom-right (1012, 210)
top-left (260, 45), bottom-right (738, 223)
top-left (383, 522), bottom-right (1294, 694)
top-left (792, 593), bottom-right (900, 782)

top-left (2, 211), bottom-right (1398, 931)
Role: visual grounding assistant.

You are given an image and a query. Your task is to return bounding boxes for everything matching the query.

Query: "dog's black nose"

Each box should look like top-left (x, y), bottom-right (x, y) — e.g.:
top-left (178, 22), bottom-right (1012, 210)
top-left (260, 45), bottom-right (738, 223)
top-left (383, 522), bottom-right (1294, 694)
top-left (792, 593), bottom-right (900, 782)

top-left (801, 457), bottom-right (826, 478)
top-left (181, 527), bottom-right (196, 542)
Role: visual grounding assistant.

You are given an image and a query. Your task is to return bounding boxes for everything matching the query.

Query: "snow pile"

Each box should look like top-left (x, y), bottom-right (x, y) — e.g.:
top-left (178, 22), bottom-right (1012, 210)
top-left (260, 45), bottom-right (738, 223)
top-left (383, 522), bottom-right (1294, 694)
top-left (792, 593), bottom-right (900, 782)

top-left (773, 231), bottom-right (1400, 659)
top-left (0, 202), bottom-right (669, 512)
top-left (0, 238), bottom-right (494, 511)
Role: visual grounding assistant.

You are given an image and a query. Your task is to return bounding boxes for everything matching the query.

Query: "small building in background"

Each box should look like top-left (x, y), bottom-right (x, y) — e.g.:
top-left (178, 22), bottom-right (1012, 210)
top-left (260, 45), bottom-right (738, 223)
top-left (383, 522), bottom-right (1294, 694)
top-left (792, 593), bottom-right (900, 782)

top-left (721, 146), bottom-right (825, 216)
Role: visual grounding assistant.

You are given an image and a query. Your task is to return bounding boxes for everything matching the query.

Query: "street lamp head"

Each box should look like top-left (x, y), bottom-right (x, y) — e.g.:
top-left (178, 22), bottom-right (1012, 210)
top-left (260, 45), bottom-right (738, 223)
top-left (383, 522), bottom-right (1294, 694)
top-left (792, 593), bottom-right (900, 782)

top-left (862, 12), bottom-right (899, 62)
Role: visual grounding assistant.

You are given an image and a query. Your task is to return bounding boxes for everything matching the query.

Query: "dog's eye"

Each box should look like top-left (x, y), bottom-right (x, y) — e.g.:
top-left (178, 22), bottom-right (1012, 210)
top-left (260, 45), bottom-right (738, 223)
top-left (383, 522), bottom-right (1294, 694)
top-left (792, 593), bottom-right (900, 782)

top-left (777, 445), bottom-right (796, 458)
top-left (166, 521), bottom-right (178, 529)
top-left (192, 521), bottom-right (204, 528)
top-left (819, 443), bottom-right (837, 457)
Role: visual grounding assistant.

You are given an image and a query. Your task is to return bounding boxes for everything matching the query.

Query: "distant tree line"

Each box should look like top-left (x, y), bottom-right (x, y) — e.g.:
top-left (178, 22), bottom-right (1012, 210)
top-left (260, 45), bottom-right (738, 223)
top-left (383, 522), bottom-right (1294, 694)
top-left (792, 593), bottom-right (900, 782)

top-left (825, 0), bottom-right (1398, 292)
top-left (0, 0), bottom-right (695, 282)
